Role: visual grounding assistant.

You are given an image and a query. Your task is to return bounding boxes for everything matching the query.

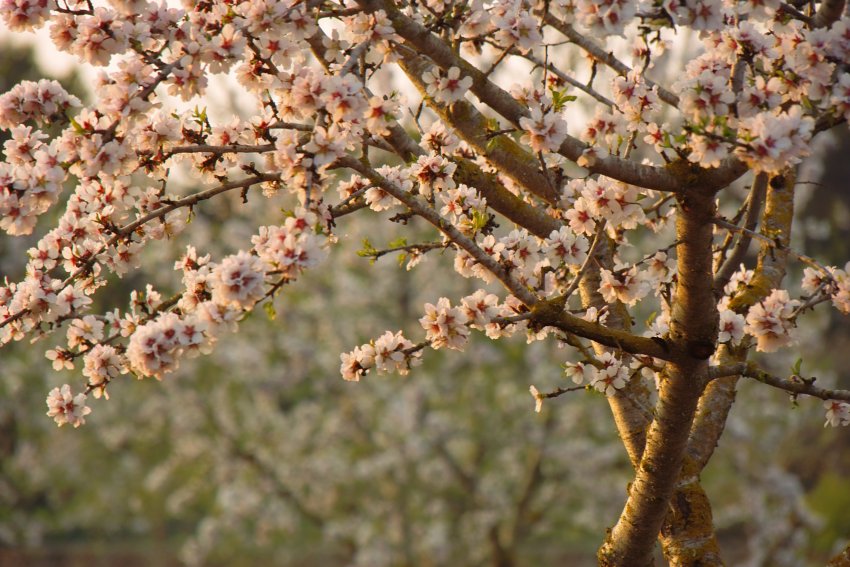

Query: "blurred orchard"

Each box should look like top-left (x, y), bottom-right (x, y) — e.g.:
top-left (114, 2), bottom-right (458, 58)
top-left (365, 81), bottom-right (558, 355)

top-left (1, 0), bottom-right (850, 565)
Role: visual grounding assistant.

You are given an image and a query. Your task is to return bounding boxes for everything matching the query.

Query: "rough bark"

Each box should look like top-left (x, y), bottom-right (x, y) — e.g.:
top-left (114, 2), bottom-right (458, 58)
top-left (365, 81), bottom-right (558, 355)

top-left (828, 542), bottom-right (850, 567)
top-left (687, 171), bottom-right (795, 471)
top-left (598, 186), bottom-right (719, 567)
top-left (580, 235), bottom-right (723, 566)
top-left (579, 236), bottom-right (653, 465)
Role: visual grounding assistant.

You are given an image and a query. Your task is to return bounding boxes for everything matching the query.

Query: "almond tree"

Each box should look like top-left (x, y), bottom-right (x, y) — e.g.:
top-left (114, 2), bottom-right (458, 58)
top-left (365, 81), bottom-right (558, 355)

top-left (1, 1), bottom-right (850, 565)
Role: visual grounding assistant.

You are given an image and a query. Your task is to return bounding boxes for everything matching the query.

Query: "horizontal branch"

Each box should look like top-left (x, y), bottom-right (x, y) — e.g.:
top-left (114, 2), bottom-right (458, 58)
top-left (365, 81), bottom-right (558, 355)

top-left (532, 300), bottom-right (680, 362)
top-left (712, 362), bottom-right (850, 402)
top-left (167, 143), bottom-right (275, 155)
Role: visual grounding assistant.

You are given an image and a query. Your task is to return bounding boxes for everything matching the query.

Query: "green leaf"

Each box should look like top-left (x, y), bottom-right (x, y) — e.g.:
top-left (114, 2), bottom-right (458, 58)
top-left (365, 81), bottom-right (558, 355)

top-left (471, 209), bottom-right (489, 231)
top-left (69, 116), bottom-right (85, 134)
top-left (550, 89), bottom-right (577, 112)
top-left (357, 238), bottom-right (377, 258)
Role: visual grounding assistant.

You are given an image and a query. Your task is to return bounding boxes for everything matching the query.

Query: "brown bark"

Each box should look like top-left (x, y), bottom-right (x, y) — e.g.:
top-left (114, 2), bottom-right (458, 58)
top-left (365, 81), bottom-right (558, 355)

top-left (579, 237), bottom-right (723, 567)
top-left (579, 236), bottom-right (652, 465)
top-left (598, 186), bottom-right (719, 567)
top-left (828, 542), bottom-right (850, 567)
top-left (688, 171), bottom-right (795, 468)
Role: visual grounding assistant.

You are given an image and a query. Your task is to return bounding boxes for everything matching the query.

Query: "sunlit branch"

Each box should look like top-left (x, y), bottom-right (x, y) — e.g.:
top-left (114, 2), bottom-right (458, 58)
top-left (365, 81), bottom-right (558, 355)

top-left (167, 143), bottom-right (275, 156)
top-left (484, 41), bottom-right (616, 107)
top-left (354, 0), bottom-right (685, 193)
top-left (395, 48), bottom-right (561, 204)
top-left (309, 28), bottom-right (563, 238)
top-left (709, 362), bottom-right (850, 403)
top-left (338, 156), bottom-right (539, 305)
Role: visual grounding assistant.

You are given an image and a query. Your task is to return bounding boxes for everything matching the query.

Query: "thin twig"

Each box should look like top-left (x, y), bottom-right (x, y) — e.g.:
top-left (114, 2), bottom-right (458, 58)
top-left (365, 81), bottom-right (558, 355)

top-left (711, 218), bottom-right (834, 278)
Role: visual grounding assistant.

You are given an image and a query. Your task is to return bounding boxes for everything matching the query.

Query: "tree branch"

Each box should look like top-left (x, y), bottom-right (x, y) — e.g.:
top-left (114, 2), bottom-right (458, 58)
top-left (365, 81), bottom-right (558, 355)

top-left (355, 0), bottom-right (686, 192)
top-left (395, 48), bottom-right (561, 204)
top-left (813, 0), bottom-right (846, 27)
top-left (714, 172), bottom-right (768, 294)
top-left (723, 362), bottom-right (850, 402)
top-left (542, 15), bottom-right (680, 108)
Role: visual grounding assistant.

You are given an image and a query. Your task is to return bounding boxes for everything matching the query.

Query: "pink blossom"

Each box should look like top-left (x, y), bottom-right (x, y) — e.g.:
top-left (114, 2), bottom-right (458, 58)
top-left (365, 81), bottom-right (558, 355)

top-left (419, 297), bottom-right (470, 351)
top-left (744, 289), bottom-right (799, 352)
top-left (590, 353), bottom-right (628, 396)
top-left (210, 251), bottom-right (267, 310)
top-left (824, 401), bottom-right (850, 427)
top-left (718, 310), bottom-right (745, 344)
top-left (423, 66), bottom-right (472, 105)
top-left (519, 107), bottom-right (568, 153)
top-left (46, 384), bottom-right (92, 428)
top-left (599, 266), bottom-right (648, 306)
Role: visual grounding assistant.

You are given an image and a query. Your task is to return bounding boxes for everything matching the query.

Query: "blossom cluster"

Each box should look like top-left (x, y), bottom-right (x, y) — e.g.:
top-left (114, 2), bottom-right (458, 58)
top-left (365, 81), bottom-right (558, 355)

top-left (422, 66), bottom-right (472, 105)
top-left (802, 264), bottom-right (850, 315)
top-left (45, 384), bottom-right (91, 428)
top-left (744, 289), bottom-right (800, 353)
top-left (30, 206), bottom-right (328, 423)
top-left (564, 352), bottom-right (630, 397)
top-left (340, 331), bottom-right (422, 381)
top-left (343, 291), bottom-right (531, 382)
top-left (563, 177), bottom-right (645, 236)
top-left (0, 79), bottom-right (81, 129)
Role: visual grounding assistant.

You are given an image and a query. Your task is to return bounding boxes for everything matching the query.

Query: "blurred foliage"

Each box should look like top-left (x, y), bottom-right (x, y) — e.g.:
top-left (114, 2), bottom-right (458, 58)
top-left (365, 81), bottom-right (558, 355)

top-left (808, 474), bottom-right (850, 554)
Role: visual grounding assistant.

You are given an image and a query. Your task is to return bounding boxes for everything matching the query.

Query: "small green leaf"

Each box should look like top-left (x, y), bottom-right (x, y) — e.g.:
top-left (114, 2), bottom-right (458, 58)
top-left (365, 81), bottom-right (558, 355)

top-left (263, 301), bottom-right (277, 321)
top-left (471, 209), bottom-right (489, 231)
top-left (357, 238), bottom-right (377, 258)
top-left (550, 89), bottom-right (577, 112)
top-left (69, 116), bottom-right (85, 134)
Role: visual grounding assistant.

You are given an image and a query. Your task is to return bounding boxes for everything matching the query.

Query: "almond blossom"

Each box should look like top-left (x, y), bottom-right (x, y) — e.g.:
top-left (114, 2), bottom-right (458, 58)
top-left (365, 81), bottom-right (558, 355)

top-left (519, 107), bottom-right (569, 153)
top-left (590, 353), bottom-right (629, 397)
top-left (718, 309), bottom-right (745, 344)
top-left (210, 251), bottom-right (268, 310)
top-left (46, 384), bottom-right (91, 428)
top-left (422, 66), bottom-right (472, 105)
top-left (744, 290), bottom-right (800, 352)
top-left (824, 401), bottom-right (850, 427)
top-left (419, 297), bottom-right (470, 351)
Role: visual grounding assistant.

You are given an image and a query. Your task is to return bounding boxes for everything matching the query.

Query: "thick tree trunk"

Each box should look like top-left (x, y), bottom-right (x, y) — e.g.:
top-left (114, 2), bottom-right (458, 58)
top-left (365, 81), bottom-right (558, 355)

top-left (598, 185), bottom-right (719, 567)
